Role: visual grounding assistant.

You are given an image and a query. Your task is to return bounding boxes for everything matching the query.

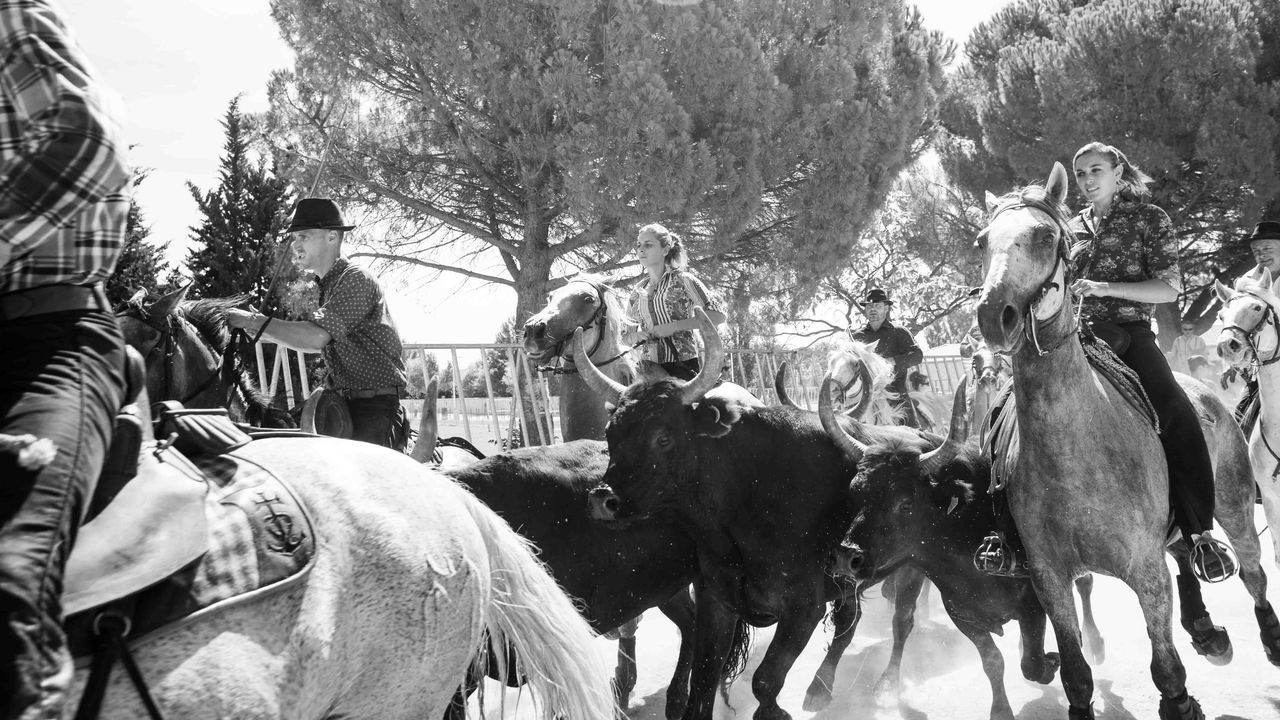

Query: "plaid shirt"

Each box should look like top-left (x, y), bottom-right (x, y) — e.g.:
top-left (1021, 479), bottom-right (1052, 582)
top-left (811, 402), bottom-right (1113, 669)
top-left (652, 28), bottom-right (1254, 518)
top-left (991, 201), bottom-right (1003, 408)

top-left (630, 269), bottom-right (722, 364)
top-left (0, 0), bottom-right (131, 292)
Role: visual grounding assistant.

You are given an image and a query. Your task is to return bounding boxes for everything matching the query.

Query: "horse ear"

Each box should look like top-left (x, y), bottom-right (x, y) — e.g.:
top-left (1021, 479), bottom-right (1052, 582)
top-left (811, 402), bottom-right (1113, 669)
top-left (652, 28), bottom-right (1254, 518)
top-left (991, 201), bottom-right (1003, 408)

top-left (984, 191), bottom-right (1000, 213)
top-left (1263, 268), bottom-right (1276, 292)
top-left (639, 360), bottom-right (670, 382)
top-left (1214, 279), bottom-right (1234, 303)
top-left (1046, 162), bottom-right (1069, 206)
top-left (150, 283), bottom-right (191, 318)
top-left (127, 288), bottom-right (147, 306)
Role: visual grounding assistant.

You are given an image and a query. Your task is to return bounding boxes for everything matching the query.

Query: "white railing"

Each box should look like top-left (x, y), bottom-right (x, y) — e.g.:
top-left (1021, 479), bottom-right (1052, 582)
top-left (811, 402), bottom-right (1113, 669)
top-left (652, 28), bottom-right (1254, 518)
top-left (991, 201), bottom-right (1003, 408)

top-left (253, 341), bottom-right (967, 449)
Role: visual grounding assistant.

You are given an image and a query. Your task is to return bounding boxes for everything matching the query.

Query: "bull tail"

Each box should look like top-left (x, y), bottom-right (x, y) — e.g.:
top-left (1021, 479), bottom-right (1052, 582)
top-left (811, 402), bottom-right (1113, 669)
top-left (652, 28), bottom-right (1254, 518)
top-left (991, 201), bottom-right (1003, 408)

top-left (719, 617), bottom-right (755, 702)
top-left (461, 489), bottom-right (616, 719)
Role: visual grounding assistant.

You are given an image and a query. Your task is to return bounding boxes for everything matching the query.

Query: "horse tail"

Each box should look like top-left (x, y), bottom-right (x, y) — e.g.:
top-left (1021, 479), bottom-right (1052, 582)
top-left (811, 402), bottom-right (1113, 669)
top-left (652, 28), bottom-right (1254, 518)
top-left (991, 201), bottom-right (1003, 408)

top-left (719, 616), bottom-right (754, 700)
top-left (461, 491), bottom-right (616, 719)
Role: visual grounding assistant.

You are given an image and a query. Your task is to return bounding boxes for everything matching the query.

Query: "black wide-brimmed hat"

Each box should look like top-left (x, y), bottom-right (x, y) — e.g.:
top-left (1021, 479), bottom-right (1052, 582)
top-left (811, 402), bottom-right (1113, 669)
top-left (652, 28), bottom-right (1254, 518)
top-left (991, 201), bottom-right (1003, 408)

top-left (860, 288), bottom-right (893, 306)
top-left (1245, 220), bottom-right (1280, 244)
top-left (287, 198), bottom-right (355, 233)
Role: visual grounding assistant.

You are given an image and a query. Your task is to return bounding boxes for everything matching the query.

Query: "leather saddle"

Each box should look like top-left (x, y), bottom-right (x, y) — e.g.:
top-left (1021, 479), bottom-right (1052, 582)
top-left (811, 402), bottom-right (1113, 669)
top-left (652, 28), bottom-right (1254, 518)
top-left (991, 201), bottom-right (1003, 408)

top-left (63, 348), bottom-right (252, 617)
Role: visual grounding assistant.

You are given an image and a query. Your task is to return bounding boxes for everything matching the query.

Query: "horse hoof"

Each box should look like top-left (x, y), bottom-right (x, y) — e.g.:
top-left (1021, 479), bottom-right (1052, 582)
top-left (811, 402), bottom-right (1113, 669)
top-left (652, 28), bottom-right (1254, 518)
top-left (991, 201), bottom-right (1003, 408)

top-left (1020, 651), bottom-right (1060, 684)
top-left (1187, 618), bottom-right (1232, 664)
top-left (1086, 638), bottom-right (1106, 665)
top-left (801, 682), bottom-right (832, 712)
top-left (1068, 703), bottom-right (1096, 720)
top-left (1158, 692), bottom-right (1204, 720)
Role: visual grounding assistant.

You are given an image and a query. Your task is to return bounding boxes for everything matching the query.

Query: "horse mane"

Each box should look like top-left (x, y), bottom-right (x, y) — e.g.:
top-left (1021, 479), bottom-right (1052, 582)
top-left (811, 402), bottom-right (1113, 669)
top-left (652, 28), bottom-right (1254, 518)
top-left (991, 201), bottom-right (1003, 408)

top-left (1234, 274), bottom-right (1280, 302)
top-left (180, 296), bottom-right (248, 355)
top-left (569, 273), bottom-right (635, 328)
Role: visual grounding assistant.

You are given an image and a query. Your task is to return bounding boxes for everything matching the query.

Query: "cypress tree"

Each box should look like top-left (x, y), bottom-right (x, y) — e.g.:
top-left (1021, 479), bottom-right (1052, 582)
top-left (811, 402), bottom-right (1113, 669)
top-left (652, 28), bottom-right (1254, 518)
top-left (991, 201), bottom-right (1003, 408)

top-left (106, 168), bottom-right (172, 306)
top-left (186, 97), bottom-right (294, 306)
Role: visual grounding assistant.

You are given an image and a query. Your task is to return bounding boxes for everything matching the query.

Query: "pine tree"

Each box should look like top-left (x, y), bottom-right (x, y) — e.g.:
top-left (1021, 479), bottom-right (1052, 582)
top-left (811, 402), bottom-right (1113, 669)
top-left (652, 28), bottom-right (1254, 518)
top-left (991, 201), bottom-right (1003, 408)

top-left (186, 97), bottom-right (295, 306)
top-left (106, 168), bottom-right (172, 306)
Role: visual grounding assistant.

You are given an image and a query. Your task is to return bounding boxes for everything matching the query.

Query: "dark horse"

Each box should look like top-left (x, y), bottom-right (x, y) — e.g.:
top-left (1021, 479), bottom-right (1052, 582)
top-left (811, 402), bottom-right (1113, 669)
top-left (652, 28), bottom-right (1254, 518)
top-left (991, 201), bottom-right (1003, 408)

top-left (115, 285), bottom-right (294, 427)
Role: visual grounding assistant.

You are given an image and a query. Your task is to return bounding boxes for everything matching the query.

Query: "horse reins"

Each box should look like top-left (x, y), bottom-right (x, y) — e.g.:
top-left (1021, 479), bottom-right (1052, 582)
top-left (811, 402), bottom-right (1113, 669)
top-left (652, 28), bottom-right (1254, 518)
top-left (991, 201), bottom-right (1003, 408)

top-left (985, 193), bottom-right (1082, 357)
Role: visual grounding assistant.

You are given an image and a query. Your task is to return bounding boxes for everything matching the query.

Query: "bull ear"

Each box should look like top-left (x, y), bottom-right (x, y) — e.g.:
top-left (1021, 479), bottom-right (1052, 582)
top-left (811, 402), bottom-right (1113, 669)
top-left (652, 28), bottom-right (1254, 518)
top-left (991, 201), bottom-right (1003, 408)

top-left (1046, 162), bottom-right (1069, 207)
top-left (691, 397), bottom-right (742, 438)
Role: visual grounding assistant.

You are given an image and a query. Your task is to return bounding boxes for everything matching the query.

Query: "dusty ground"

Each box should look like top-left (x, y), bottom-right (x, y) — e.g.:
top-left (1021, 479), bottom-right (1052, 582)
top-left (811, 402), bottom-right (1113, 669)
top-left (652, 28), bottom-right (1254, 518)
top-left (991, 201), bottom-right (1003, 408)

top-left (476, 507), bottom-right (1280, 719)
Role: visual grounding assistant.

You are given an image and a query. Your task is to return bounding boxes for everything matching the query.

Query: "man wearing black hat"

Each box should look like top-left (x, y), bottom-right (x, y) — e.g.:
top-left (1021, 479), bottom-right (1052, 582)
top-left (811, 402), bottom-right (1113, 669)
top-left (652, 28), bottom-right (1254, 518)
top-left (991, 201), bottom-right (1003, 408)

top-left (228, 198), bottom-right (410, 450)
top-left (849, 288), bottom-right (925, 426)
top-left (1228, 220), bottom-right (1280, 435)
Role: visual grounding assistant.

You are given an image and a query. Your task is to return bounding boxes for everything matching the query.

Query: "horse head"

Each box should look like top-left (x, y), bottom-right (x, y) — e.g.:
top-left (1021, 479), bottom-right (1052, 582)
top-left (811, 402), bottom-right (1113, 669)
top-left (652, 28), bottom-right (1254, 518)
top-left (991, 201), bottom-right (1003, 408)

top-left (116, 284), bottom-right (218, 405)
top-left (1216, 271), bottom-right (1280, 369)
top-left (827, 341), bottom-right (892, 409)
top-left (975, 163), bottom-right (1074, 354)
top-left (523, 275), bottom-right (618, 363)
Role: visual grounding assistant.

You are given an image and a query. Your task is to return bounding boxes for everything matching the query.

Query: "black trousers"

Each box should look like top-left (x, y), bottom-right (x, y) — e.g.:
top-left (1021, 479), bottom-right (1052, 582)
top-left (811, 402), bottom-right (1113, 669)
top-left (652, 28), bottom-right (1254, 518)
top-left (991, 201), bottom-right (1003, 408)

top-left (1115, 322), bottom-right (1216, 537)
top-left (661, 357), bottom-right (701, 382)
top-left (346, 395), bottom-right (408, 451)
top-left (0, 309), bottom-right (126, 719)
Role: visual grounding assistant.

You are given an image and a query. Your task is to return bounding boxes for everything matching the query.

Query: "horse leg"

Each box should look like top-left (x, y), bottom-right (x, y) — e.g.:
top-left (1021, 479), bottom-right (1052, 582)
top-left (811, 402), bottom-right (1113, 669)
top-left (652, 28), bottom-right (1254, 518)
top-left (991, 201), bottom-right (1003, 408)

top-left (1211, 460), bottom-right (1280, 665)
top-left (682, 591), bottom-right (740, 720)
top-left (750, 600), bottom-right (826, 720)
top-left (1029, 571), bottom-right (1094, 718)
top-left (1014, 588), bottom-right (1059, 685)
top-left (1167, 542), bottom-right (1232, 664)
top-left (873, 567), bottom-right (926, 707)
top-left (658, 587), bottom-right (697, 719)
top-left (802, 590), bottom-right (861, 712)
top-left (1073, 574), bottom-right (1106, 664)
top-left (1127, 566), bottom-right (1204, 720)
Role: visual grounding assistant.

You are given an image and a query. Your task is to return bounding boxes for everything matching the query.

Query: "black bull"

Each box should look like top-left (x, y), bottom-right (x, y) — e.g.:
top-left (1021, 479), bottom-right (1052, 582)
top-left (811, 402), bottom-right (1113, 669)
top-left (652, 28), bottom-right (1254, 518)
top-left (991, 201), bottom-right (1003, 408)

top-left (445, 439), bottom-right (750, 719)
top-left (817, 377), bottom-right (1061, 720)
top-left (576, 312), bottom-right (964, 720)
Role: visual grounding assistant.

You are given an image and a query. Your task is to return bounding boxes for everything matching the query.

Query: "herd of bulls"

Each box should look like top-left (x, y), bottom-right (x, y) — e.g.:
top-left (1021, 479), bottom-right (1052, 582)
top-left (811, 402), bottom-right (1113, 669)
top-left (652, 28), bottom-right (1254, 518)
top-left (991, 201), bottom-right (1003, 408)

top-left (442, 308), bottom-right (1124, 720)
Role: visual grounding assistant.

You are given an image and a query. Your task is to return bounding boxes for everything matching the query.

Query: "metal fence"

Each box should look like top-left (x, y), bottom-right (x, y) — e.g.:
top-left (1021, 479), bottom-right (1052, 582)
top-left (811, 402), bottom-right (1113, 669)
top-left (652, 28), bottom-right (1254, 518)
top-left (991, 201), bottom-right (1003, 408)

top-left (254, 341), bottom-right (967, 449)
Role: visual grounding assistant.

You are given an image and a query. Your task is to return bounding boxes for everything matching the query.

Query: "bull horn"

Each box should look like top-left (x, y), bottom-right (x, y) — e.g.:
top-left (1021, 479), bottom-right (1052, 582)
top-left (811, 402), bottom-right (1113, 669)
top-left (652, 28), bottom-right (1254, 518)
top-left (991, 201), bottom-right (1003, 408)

top-left (573, 327), bottom-right (625, 405)
top-left (844, 358), bottom-right (874, 419)
top-left (678, 307), bottom-right (725, 405)
top-left (774, 362), bottom-right (800, 408)
top-left (409, 376), bottom-right (440, 463)
top-left (919, 375), bottom-right (968, 475)
top-left (819, 375), bottom-right (867, 461)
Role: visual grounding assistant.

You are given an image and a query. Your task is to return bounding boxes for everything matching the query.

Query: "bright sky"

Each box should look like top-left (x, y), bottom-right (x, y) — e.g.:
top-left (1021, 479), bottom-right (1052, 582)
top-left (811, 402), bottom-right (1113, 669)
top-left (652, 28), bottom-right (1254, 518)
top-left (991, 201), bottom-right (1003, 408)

top-left (59, 0), bottom-right (1011, 343)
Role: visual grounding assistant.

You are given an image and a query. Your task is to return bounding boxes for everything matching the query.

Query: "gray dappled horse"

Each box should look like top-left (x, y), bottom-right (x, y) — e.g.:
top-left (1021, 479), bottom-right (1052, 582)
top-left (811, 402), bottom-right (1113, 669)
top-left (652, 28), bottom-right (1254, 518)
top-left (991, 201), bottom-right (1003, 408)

top-left (60, 435), bottom-right (614, 718)
top-left (976, 163), bottom-right (1203, 720)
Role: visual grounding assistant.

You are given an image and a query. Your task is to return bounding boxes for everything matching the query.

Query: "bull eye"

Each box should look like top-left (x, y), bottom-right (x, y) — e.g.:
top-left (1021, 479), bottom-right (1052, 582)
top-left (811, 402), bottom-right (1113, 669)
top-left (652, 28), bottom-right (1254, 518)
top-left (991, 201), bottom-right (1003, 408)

top-left (655, 433), bottom-right (673, 448)
top-left (896, 499), bottom-right (913, 516)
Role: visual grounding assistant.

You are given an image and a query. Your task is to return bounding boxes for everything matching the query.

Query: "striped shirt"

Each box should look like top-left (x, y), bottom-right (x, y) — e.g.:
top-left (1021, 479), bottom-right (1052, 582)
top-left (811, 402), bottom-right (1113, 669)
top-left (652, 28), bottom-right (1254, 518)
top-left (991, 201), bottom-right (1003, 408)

top-left (313, 257), bottom-right (408, 392)
top-left (0, 0), bottom-right (131, 292)
top-left (630, 269), bottom-right (722, 364)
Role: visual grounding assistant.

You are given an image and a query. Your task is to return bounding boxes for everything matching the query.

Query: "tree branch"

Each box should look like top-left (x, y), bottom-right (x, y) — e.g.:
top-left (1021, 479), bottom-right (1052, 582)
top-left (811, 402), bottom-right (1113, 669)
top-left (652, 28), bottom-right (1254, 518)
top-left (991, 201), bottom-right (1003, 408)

top-left (348, 252), bottom-right (515, 286)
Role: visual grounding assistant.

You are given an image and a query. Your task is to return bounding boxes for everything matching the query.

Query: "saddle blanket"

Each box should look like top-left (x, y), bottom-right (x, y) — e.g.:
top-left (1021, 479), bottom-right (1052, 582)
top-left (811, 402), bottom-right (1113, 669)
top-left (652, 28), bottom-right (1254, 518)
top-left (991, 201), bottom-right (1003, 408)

top-left (68, 452), bottom-right (316, 658)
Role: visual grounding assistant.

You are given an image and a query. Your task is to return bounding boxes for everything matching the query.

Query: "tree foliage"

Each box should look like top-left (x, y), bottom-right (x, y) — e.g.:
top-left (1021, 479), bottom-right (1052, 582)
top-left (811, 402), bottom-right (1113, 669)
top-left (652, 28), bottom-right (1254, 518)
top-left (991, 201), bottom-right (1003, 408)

top-left (266, 0), bottom-right (951, 327)
top-left (783, 164), bottom-right (983, 347)
top-left (939, 0), bottom-right (1280, 342)
top-left (106, 168), bottom-right (173, 307)
top-left (187, 97), bottom-right (296, 306)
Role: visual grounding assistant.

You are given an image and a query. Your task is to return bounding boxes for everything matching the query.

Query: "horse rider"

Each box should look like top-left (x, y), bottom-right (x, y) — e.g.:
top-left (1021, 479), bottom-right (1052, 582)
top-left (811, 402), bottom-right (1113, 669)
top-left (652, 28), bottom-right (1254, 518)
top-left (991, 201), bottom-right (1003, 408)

top-left (1016, 142), bottom-right (1234, 581)
top-left (629, 223), bottom-right (726, 381)
top-left (1167, 318), bottom-right (1208, 375)
top-left (848, 288), bottom-right (924, 426)
top-left (227, 198), bottom-right (411, 450)
top-left (0, 2), bottom-right (132, 715)
top-left (1226, 220), bottom-right (1280, 436)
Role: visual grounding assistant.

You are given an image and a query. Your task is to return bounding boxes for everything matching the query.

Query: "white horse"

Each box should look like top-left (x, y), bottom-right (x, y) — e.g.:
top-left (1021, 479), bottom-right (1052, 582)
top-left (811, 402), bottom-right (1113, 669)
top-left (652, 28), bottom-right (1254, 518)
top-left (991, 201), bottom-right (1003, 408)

top-left (826, 342), bottom-right (919, 426)
top-left (1217, 272), bottom-right (1280, 572)
top-left (65, 437), bottom-right (614, 719)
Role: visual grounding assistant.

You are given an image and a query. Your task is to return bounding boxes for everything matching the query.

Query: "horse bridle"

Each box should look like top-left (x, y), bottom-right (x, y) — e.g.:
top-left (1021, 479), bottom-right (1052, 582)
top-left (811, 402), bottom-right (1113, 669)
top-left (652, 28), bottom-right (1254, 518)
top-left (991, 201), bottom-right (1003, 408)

top-left (535, 280), bottom-right (633, 376)
top-left (983, 192), bottom-right (1082, 357)
top-left (1220, 289), bottom-right (1280, 369)
top-left (129, 310), bottom-right (226, 406)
